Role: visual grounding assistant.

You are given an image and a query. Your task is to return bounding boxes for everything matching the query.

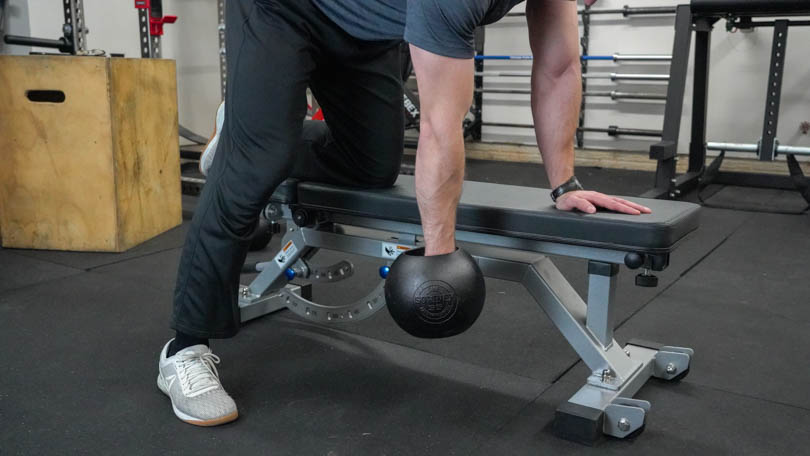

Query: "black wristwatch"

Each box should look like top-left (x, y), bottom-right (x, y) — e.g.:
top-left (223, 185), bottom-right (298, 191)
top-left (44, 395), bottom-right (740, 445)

top-left (550, 176), bottom-right (584, 203)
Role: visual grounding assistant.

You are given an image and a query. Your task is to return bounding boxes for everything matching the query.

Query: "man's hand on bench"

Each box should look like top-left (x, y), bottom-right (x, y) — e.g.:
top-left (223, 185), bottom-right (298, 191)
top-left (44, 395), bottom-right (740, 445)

top-left (555, 190), bottom-right (652, 215)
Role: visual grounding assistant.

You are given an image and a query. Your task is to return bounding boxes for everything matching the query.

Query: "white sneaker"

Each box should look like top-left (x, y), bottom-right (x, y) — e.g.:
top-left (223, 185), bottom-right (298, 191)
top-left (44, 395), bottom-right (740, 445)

top-left (199, 101), bottom-right (225, 176)
top-left (157, 339), bottom-right (238, 426)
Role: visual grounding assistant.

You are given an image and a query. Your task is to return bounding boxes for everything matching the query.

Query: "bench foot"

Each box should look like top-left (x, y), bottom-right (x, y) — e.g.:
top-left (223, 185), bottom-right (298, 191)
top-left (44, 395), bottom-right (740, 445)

top-left (553, 402), bottom-right (604, 446)
top-left (553, 341), bottom-right (692, 444)
top-left (627, 338), bottom-right (694, 382)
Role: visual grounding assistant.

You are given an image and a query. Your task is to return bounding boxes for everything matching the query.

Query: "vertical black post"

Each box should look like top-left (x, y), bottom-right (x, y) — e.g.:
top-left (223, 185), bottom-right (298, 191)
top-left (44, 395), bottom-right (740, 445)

top-left (647, 5), bottom-right (693, 198)
top-left (136, 0), bottom-right (163, 58)
top-left (577, 8), bottom-right (591, 149)
top-left (218, 0), bottom-right (227, 100)
top-left (63, 0), bottom-right (86, 54)
top-left (687, 19), bottom-right (714, 174)
top-left (137, 2), bottom-right (150, 58)
top-left (472, 26), bottom-right (485, 141)
top-left (149, 0), bottom-right (163, 58)
top-left (760, 20), bottom-right (789, 161)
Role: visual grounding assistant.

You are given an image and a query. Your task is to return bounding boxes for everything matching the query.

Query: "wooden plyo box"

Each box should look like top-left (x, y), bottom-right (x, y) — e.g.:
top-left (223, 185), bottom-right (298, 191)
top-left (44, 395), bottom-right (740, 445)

top-left (0, 56), bottom-right (182, 252)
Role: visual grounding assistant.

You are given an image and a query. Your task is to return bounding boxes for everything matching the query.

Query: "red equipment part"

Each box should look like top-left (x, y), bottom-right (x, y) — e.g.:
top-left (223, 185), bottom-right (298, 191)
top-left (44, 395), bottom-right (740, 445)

top-left (134, 0), bottom-right (177, 37)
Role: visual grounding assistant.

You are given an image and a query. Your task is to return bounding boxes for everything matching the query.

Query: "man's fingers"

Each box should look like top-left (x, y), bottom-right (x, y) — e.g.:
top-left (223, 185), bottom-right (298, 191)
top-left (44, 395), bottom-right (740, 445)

top-left (606, 198), bottom-right (643, 215)
top-left (613, 197), bottom-right (652, 214)
top-left (572, 196), bottom-right (597, 214)
top-left (602, 197), bottom-right (641, 215)
top-left (557, 192), bottom-right (651, 216)
top-left (587, 193), bottom-right (642, 215)
top-left (588, 193), bottom-right (650, 215)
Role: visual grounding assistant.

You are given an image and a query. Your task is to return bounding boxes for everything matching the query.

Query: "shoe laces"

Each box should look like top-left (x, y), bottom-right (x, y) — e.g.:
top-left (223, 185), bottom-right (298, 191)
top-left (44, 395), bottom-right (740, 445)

top-left (175, 350), bottom-right (222, 397)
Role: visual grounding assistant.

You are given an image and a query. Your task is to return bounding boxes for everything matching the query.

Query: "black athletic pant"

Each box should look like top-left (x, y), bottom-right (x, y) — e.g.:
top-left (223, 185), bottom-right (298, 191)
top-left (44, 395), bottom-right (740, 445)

top-left (171, 0), bottom-right (404, 338)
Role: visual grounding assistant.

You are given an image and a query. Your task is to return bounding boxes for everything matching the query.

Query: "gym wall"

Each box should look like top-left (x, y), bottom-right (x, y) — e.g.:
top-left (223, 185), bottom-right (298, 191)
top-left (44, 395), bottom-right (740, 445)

top-left (0, 0), bottom-right (32, 55)
top-left (10, 0), bottom-right (810, 156)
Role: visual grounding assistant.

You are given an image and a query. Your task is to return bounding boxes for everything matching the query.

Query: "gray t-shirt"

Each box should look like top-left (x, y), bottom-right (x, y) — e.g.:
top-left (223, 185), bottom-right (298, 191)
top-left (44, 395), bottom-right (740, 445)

top-left (313, 0), bottom-right (525, 59)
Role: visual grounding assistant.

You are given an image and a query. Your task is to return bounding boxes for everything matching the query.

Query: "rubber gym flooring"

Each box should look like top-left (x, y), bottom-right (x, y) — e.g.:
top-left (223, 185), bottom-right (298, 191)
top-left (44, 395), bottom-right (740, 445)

top-left (2, 158), bottom-right (809, 455)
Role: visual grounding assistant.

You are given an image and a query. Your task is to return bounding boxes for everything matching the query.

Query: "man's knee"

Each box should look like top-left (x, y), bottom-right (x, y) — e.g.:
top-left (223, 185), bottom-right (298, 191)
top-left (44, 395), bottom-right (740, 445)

top-left (364, 155), bottom-right (401, 188)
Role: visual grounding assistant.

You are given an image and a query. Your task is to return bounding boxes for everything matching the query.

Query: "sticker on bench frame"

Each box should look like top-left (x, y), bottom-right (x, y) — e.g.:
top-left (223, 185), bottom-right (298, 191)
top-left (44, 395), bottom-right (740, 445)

top-left (381, 242), bottom-right (412, 259)
top-left (275, 240), bottom-right (298, 267)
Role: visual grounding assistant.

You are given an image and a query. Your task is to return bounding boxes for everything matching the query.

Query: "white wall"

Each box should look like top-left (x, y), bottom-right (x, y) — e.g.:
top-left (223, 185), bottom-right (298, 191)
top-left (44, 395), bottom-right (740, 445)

top-left (11, 0), bottom-right (222, 139)
top-left (7, 0), bottom-right (809, 155)
top-left (1, 0), bottom-right (32, 54)
top-left (482, 0), bottom-right (810, 154)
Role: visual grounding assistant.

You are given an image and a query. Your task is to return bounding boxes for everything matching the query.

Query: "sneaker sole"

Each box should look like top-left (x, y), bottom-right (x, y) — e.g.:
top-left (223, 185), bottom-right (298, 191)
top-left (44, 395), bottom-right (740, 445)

top-left (199, 102), bottom-right (225, 176)
top-left (199, 135), bottom-right (220, 177)
top-left (157, 373), bottom-right (239, 427)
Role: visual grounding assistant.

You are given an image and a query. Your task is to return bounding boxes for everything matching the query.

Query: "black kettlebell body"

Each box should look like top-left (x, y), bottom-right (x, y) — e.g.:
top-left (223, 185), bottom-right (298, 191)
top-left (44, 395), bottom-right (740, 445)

top-left (384, 248), bottom-right (485, 338)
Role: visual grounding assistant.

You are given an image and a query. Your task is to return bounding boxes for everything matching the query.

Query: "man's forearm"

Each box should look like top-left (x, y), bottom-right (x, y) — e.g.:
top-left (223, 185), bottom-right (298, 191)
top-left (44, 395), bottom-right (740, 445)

top-left (526, 0), bottom-right (582, 190)
top-left (415, 124), bottom-right (465, 256)
top-left (409, 45), bottom-right (474, 256)
top-left (531, 60), bottom-right (581, 189)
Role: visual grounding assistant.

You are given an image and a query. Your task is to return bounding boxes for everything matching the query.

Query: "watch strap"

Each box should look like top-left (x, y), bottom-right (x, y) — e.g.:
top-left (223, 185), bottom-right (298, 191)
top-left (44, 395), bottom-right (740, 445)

top-left (550, 176), bottom-right (584, 202)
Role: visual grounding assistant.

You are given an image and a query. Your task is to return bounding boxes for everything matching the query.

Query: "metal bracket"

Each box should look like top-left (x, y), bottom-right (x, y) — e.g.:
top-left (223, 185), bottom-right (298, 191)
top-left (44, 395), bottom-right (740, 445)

top-left (653, 346), bottom-right (694, 380)
top-left (604, 398), bottom-right (651, 438)
top-left (280, 280), bottom-right (387, 323)
top-left (786, 154), bottom-right (810, 208)
top-left (586, 360), bottom-right (643, 391)
top-left (239, 283), bottom-right (308, 323)
top-left (308, 260), bottom-right (354, 283)
top-left (696, 150), bottom-right (725, 203)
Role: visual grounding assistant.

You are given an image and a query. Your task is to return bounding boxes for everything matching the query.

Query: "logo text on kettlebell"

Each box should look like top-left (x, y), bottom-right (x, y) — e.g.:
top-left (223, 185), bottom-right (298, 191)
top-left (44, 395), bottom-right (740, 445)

top-left (413, 281), bottom-right (459, 324)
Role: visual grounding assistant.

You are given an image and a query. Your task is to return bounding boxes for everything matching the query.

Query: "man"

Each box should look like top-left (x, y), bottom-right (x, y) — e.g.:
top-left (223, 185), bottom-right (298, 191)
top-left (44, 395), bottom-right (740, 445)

top-left (157, 0), bottom-right (651, 427)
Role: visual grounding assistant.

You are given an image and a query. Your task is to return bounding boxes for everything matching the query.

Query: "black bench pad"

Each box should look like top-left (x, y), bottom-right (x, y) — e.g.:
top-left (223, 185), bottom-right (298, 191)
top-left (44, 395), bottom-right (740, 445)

top-left (691, 0), bottom-right (810, 15)
top-left (278, 176), bottom-right (700, 253)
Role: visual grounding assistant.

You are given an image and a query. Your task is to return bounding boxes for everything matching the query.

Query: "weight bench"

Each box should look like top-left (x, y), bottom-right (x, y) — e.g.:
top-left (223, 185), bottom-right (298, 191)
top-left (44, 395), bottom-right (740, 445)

top-left (238, 176), bottom-right (701, 444)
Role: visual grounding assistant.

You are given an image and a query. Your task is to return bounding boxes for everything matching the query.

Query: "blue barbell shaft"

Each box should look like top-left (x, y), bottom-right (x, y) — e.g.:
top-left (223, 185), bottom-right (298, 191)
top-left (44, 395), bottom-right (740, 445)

top-left (475, 55), bottom-right (533, 60)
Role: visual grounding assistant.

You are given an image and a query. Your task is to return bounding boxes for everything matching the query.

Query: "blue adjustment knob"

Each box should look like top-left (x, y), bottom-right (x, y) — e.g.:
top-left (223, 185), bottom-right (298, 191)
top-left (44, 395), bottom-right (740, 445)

top-left (379, 265), bottom-right (390, 279)
top-left (284, 268), bottom-right (296, 280)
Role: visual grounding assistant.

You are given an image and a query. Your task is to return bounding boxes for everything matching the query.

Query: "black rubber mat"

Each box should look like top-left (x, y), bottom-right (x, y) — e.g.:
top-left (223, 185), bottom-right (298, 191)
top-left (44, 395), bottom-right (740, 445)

top-left (609, 211), bottom-right (810, 409)
top-left (0, 249), bottom-right (82, 293)
top-left (8, 223), bottom-right (190, 271)
top-left (90, 237), bottom-right (283, 294)
top-left (701, 185), bottom-right (809, 214)
top-left (0, 273), bottom-right (546, 455)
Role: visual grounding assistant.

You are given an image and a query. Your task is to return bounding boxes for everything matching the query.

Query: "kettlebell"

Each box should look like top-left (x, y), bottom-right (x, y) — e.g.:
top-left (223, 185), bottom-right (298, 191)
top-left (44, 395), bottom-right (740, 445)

top-left (384, 247), bottom-right (485, 338)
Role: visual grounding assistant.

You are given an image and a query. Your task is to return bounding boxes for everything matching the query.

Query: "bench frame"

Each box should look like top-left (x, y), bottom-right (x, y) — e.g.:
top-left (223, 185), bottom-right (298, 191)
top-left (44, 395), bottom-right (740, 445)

top-left (238, 202), bottom-right (693, 444)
